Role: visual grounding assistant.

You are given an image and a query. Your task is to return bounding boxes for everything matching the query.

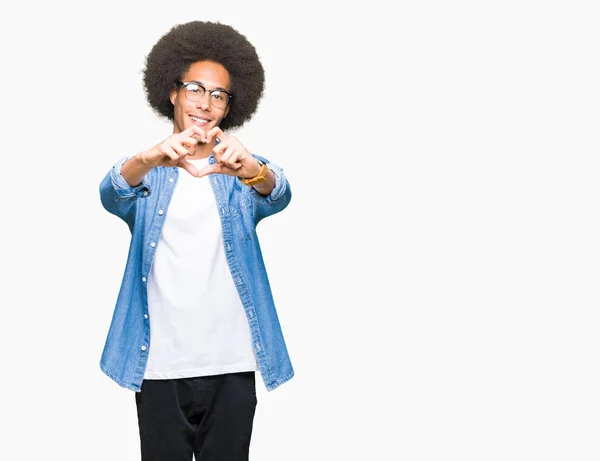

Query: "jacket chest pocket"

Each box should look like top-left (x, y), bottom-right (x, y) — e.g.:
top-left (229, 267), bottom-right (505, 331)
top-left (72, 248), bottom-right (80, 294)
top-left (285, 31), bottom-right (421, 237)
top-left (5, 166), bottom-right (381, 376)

top-left (226, 194), bottom-right (256, 241)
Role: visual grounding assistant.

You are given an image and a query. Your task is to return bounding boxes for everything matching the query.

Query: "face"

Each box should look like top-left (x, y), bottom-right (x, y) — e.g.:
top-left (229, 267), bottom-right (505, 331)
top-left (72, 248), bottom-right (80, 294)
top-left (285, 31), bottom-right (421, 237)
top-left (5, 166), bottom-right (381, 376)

top-left (170, 60), bottom-right (231, 135)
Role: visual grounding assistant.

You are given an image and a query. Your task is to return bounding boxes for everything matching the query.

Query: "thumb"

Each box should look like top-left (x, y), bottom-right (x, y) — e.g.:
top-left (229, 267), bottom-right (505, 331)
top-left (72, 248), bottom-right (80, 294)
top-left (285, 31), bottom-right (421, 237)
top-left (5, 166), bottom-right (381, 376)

top-left (195, 163), bottom-right (221, 179)
top-left (179, 158), bottom-right (200, 177)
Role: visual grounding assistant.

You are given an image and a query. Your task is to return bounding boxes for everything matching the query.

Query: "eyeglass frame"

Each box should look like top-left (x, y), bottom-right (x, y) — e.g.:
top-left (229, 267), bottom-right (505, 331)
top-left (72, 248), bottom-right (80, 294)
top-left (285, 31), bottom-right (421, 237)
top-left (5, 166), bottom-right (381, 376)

top-left (175, 80), bottom-right (233, 109)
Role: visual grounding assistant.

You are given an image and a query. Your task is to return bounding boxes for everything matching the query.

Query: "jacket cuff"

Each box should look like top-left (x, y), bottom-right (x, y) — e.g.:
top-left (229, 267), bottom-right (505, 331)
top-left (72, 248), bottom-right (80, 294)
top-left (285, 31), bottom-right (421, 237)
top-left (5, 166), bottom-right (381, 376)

top-left (248, 163), bottom-right (287, 202)
top-left (110, 156), bottom-right (152, 198)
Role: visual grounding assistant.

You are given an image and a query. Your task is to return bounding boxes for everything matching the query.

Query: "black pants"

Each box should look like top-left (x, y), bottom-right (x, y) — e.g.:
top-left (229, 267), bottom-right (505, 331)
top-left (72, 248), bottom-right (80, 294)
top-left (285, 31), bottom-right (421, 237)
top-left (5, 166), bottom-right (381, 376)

top-left (135, 372), bottom-right (257, 461)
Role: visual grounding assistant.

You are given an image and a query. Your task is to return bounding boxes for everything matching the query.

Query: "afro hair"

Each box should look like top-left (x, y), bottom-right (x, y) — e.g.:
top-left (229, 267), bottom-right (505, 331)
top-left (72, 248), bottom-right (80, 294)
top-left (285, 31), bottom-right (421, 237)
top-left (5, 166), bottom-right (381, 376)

top-left (143, 21), bottom-right (265, 131)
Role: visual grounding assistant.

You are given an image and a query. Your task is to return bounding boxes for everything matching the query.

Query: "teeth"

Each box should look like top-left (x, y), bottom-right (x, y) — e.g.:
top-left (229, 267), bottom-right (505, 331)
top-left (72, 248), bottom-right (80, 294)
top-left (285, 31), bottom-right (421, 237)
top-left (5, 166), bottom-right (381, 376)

top-left (190, 116), bottom-right (209, 123)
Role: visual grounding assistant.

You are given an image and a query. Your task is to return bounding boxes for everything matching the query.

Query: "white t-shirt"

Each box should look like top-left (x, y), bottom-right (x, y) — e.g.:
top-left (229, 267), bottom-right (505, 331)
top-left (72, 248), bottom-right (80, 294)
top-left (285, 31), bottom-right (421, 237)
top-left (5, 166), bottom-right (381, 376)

top-left (144, 157), bottom-right (257, 379)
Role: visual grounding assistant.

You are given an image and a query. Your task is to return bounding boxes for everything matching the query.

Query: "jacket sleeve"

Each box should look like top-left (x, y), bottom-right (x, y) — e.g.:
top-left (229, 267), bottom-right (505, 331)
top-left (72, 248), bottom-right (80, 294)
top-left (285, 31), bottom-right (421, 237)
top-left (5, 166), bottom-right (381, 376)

top-left (248, 156), bottom-right (292, 223)
top-left (99, 157), bottom-right (152, 232)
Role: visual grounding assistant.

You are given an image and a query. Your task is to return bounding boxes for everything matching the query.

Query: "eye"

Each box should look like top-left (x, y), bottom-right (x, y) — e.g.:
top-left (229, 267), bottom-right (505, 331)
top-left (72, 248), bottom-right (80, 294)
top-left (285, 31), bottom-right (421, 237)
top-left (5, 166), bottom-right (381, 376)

top-left (187, 84), bottom-right (202, 93)
top-left (211, 91), bottom-right (224, 100)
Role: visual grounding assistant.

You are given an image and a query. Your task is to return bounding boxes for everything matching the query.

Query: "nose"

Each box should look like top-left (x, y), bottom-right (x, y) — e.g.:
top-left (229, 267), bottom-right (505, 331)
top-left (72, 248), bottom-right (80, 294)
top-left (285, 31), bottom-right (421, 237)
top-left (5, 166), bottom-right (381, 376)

top-left (196, 91), bottom-right (211, 111)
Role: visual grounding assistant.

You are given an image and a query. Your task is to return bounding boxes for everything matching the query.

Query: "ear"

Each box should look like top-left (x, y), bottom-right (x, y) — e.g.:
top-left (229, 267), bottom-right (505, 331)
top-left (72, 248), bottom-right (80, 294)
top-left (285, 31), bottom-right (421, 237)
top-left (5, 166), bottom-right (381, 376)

top-left (169, 87), bottom-right (178, 106)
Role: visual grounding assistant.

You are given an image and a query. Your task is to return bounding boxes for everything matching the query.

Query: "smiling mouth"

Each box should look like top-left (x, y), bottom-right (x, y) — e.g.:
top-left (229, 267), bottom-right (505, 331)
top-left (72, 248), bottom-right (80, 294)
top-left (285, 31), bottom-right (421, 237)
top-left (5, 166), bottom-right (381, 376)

top-left (190, 115), bottom-right (211, 125)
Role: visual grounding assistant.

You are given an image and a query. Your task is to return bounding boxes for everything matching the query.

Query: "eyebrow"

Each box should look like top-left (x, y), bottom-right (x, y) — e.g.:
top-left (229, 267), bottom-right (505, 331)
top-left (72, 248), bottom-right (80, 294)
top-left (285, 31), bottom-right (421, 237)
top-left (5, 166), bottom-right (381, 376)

top-left (188, 80), bottom-right (230, 93)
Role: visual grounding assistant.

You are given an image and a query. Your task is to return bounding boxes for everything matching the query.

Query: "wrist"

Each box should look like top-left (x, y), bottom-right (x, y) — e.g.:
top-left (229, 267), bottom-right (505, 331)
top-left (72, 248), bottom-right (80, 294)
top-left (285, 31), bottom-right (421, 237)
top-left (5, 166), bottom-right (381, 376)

top-left (136, 151), bottom-right (152, 167)
top-left (239, 160), bottom-right (262, 180)
top-left (239, 159), bottom-right (269, 186)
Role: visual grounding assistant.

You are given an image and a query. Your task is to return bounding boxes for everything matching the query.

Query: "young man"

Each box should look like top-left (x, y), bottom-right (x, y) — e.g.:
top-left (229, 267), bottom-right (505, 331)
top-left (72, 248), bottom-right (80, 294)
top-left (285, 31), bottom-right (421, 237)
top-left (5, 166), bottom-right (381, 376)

top-left (99, 21), bottom-right (294, 460)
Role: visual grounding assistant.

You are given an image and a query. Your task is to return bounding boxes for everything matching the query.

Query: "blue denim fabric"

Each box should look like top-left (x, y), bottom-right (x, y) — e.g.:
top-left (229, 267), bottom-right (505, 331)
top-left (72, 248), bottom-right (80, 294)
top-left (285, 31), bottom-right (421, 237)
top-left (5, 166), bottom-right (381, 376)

top-left (98, 154), bottom-right (294, 392)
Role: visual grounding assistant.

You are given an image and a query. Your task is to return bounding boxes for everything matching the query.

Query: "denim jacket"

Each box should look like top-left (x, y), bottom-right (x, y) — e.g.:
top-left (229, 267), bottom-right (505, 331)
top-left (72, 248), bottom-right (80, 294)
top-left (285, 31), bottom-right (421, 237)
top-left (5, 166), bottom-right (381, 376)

top-left (98, 154), bottom-right (294, 392)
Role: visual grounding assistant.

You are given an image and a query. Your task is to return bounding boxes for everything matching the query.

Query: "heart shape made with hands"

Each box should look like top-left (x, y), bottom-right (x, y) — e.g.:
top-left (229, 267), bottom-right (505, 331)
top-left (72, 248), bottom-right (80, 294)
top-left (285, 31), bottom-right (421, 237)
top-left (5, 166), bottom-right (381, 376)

top-left (181, 126), bottom-right (262, 180)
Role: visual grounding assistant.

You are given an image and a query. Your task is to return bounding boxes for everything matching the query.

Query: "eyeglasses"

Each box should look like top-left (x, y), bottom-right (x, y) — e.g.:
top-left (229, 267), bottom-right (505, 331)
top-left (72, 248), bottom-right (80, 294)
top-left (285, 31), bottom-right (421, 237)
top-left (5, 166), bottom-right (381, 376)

top-left (176, 80), bottom-right (232, 109)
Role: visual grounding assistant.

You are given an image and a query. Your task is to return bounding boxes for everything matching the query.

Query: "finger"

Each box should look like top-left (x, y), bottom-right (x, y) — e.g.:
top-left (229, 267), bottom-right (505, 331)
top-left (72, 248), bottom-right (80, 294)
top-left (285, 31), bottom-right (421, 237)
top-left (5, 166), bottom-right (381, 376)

top-left (212, 143), bottom-right (227, 164)
top-left (182, 125), bottom-right (207, 143)
top-left (212, 147), bottom-right (227, 160)
top-left (179, 158), bottom-right (200, 177)
top-left (169, 141), bottom-right (190, 157)
top-left (181, 136), bottom-right (199, 148)
top-left (219, 144), bottom-right (236, 163)
top-left (195, 163), bottom-right (221, 179)
top-left (181, 137), bottom-right (198, 157)
top-left (212, 137), bottom-right (229, 156)
top-left (206, 126), bottom-right (227, 144)
top-left (195, 163), bottom-right (240, 179)
top-left (181, 125), bottom-right (199, 139)
top-left (220, 146), bottom-right (243, 169)
top-left (160, 145), bottom-right (180, 163)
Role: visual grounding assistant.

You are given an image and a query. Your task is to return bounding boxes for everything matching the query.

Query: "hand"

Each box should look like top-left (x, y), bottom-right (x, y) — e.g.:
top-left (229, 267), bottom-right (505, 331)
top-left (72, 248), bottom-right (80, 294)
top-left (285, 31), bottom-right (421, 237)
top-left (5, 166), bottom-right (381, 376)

top-left (196, 127), bottom-right (261, 179)
top-left (138, 125), bottom-right (208, 177)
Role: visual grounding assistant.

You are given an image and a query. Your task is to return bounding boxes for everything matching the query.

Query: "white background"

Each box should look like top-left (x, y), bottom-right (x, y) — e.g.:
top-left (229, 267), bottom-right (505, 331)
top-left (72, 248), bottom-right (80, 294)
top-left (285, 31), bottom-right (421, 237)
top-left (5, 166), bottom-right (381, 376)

top-left (0, 1), bottom-right (599, 460)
